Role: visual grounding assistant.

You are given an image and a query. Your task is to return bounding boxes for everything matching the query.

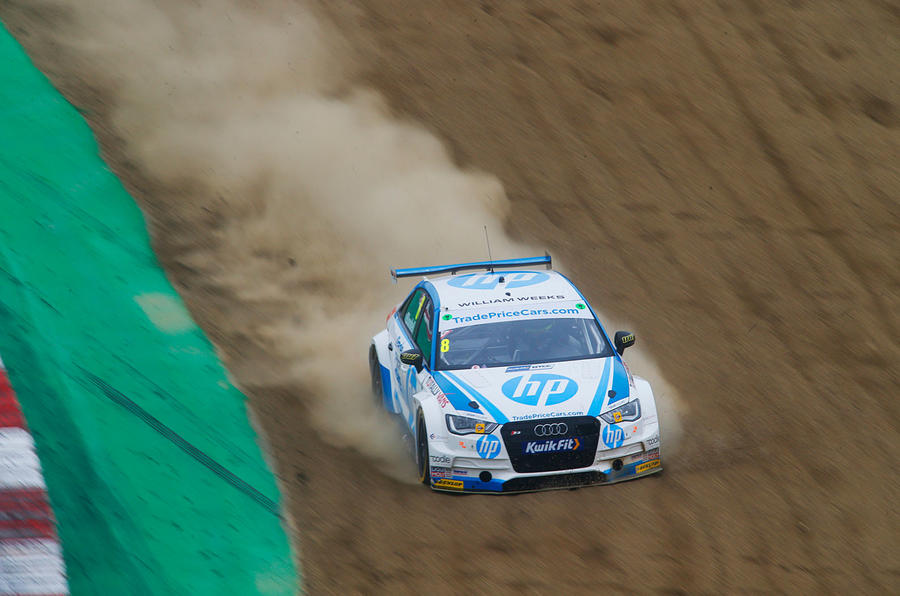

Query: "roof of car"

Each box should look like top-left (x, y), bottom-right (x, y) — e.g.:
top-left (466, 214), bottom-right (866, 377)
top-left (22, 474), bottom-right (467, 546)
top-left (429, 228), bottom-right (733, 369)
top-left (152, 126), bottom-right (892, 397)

top-left (423, 269), bottom-right (583, 310)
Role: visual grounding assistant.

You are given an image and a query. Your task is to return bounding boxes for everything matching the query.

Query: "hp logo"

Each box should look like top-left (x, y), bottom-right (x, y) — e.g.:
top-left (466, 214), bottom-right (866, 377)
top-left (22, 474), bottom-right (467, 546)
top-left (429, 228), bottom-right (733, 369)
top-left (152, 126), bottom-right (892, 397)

top-left (476, 435), bottom-right (501, 459)
top-left (533, 423), bottom-right (568, 437)
top-left (502, 374), bottom-right (579, 407)
top-left (448, 271), bottom-right (549, 291)
top-left (602, 424), bottom-right (625, 449)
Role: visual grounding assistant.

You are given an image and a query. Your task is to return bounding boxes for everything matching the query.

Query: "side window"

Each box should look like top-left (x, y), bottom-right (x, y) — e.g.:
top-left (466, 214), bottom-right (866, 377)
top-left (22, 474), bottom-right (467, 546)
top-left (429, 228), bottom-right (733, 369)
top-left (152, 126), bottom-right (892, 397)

top-left (414, 297), bottom-right (434, 364)
top-left (401, 289), bottom-right (427, 335)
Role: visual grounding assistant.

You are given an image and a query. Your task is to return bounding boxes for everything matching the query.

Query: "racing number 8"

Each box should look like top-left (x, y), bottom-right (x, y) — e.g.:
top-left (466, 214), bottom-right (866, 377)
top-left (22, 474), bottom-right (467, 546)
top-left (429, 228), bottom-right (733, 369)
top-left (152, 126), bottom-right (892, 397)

top-left (440, 338), bottom-right (450, 353)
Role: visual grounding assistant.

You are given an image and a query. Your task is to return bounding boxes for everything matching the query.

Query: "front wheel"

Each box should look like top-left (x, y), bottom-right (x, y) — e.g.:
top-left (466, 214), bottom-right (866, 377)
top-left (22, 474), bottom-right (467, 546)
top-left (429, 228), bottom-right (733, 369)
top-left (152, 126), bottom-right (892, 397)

top-left (416, 411), bottom-right (431, 485)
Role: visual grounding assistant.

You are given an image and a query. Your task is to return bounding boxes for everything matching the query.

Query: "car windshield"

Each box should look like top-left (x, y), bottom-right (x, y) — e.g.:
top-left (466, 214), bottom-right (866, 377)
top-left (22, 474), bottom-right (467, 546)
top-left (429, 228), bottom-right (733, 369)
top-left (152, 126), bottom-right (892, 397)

top-left (435, 317), bottom-right (613, 370)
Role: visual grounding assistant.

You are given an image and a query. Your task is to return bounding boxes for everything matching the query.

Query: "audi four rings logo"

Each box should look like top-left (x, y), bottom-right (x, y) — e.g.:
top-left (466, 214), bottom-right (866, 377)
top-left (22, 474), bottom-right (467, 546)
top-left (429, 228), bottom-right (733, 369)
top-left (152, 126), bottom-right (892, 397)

top-left (534, 423), bottom-right (568, 436)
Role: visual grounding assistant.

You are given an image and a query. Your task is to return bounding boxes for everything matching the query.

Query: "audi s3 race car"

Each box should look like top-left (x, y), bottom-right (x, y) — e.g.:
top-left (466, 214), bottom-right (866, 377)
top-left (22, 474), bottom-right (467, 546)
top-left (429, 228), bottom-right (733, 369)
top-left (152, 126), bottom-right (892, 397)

top-left (368, 255), bottom-right (662, 493)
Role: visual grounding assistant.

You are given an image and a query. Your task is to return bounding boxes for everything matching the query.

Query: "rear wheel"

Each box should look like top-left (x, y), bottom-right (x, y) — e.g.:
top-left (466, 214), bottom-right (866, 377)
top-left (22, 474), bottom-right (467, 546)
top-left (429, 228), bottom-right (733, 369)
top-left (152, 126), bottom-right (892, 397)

top-left (416, 411), bottom-right (431, 485)
top-left (369, 345), bottom-right (383, 407)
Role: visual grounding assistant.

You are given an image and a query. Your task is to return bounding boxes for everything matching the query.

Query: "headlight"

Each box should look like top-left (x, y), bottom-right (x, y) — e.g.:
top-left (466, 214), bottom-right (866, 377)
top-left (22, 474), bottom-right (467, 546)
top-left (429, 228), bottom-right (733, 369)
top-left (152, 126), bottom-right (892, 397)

top-left (446, 414), bottom-right (499, 435)
top-left (600, 399), bottom-right (641, 424)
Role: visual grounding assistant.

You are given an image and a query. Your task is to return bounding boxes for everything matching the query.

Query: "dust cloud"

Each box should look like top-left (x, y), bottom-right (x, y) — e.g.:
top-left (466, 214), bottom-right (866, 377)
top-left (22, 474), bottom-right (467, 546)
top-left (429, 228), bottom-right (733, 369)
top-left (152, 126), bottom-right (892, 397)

top-left (29, 0), bottom-right (681, 473)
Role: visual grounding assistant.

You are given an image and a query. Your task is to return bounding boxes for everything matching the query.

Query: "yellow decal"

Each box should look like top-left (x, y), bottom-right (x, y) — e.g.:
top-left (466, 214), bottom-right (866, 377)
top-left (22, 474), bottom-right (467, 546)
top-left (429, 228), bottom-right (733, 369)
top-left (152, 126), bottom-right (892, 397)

top-left (475, 423), bottom-right (485, 433)
top-left (622, 334), bottom-right (634, 343)
top-left (612, 411), bottom-right (623, 423)
top-left (414, 294), bottom-right (426, 320)
top-left (434, 479), bottom-right (464, 490)
top-left (636, 459), bottom-right (661, 474)
top-left (440, 338), bottom-right (450, 353)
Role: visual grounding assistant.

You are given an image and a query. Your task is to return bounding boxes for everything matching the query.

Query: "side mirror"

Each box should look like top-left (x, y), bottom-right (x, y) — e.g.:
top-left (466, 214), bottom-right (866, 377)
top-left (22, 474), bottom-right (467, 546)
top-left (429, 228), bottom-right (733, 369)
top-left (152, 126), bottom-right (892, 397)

top-left (400, 349), bottom-right (424, 372)
top-left (614, 331), bottom-right (635, 355)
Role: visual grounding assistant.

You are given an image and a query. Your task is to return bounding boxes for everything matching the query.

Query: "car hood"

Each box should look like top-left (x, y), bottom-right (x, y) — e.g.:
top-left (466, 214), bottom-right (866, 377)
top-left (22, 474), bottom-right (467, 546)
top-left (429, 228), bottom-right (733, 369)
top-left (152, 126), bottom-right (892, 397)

top-left (432, 356), bottom-right (631, 423)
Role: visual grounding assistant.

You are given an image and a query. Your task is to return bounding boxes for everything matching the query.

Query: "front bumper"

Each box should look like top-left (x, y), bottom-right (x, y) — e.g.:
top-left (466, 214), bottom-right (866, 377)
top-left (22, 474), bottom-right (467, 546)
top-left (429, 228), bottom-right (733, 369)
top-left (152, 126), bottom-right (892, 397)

top-left (428, 426), bottom-right (662, 493)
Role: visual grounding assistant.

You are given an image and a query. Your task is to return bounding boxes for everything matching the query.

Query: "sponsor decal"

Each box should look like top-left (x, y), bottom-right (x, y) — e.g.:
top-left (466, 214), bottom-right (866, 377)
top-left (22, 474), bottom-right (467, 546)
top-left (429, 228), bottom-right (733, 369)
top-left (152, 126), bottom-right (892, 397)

top-left (523, 438), bottom-right (581, 454)
top-left (400, 351), bottom-right (421, 366)
top-left (451, 307), bottom-right (580, 325)
top-left (630, 448), bottom-right (659, 463)
top-left (475, 423), bottom-right (486, 434)
top-left (430, 455), bottom-right (451, 464)
top-left (602, 424), bottom-right (625, 449)
top-left (646, 434), bottom-right (660, 447)
top-left (430, 466), bottom-right (452, 479)
top-left (511, 410), bottom-right (581, 421)
top-left (456, 294), bottom-right (567, 307)
top-left (636, 459), bottom-right (661, 474)
top-left (448, 271), bottom-right (549, 291)
top-left (502, 374), bottom-right (579, 407)
top-left (452, 469), bottom-right (469, 476)
top-left (434, 479), bottom-right (464, 490)
top-left (504, 364), bottom-right (554, 373)
top-left (457, 297), bottom-right (516, 307)
top-left (476, 435), bottom-right (502, 459)
top-left (425, 377), bottom-right (450, 409)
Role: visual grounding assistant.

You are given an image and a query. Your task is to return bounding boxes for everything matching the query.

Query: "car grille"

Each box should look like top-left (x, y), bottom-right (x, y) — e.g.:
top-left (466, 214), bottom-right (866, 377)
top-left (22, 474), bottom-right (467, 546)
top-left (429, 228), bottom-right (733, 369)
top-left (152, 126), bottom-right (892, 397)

top-left (502, 471), bottom-right (606, 492)
top-left (500, 416), bottom-right (600, 473)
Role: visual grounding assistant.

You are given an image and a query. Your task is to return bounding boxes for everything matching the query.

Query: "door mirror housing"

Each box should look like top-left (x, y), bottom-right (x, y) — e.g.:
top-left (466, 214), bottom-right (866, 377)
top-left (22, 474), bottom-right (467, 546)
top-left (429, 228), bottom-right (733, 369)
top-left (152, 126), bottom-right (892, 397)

top-left (400, 349), bottom-right (424, 372)
top-left (614, 331), bottom-right (635, 355)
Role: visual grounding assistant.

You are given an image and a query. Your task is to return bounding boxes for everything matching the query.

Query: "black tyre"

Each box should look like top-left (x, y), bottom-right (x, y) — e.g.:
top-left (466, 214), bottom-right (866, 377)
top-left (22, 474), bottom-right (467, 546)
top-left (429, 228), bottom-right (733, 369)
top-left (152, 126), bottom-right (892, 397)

top-left (369, 345), bottom-right (383, 407)
top-left (416, 411), bottom-right (431, 485)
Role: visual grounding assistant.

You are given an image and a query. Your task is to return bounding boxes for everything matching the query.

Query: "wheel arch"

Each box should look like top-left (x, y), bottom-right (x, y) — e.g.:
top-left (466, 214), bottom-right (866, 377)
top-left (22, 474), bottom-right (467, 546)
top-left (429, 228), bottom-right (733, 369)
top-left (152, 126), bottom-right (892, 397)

top-left (632, 376), bottom-right (659, 423)
top-left (411, 389), bottom-right (445, 440)
top-left (370, 329), bottom-right (394, 411)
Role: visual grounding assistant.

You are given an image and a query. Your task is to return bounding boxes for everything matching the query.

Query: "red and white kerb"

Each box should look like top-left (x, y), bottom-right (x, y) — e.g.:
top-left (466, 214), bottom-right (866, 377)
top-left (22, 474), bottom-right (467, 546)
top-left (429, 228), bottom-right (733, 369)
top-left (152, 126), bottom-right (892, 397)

top-left (0, 356), bottom-right (69, 595)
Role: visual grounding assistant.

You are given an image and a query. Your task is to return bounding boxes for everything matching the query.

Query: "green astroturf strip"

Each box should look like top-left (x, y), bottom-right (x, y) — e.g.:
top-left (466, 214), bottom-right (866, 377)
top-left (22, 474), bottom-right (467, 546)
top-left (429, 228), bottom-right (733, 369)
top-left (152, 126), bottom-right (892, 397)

top-left (0, 25), bottom-right (299, 595)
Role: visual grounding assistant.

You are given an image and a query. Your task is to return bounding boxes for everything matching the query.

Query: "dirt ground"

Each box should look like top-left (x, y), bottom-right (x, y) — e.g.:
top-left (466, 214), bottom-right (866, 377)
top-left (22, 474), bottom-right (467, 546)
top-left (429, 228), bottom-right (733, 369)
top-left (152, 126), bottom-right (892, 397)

top-left (3, 0), bottom-right (898, 593)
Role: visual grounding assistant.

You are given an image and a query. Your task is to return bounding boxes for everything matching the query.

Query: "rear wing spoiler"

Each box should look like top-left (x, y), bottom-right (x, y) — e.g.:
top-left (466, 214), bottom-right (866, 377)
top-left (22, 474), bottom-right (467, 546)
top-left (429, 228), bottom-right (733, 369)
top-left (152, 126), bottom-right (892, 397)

top-left (391, 254), bottom-right (552, 280)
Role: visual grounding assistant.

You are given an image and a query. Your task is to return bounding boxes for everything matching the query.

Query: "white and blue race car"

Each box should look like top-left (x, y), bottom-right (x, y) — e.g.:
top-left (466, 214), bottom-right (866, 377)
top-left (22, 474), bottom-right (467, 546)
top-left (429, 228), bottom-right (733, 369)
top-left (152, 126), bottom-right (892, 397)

top-left (369, 255), bottom-right (662, 493)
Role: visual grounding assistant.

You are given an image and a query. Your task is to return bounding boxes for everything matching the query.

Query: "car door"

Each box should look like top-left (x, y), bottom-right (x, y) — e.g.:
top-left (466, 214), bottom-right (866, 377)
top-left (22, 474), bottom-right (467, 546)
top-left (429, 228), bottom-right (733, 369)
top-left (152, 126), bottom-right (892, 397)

top-left (408, 293), bottom-right (435, 420)
top-left (388, 287), bottom-right (428, 424)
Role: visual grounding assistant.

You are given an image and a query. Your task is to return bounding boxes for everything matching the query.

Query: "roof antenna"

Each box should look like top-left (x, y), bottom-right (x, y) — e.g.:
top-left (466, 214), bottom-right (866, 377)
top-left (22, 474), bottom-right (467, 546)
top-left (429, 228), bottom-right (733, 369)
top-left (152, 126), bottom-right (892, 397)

top-left (483, 225), bottom-right (494, 273)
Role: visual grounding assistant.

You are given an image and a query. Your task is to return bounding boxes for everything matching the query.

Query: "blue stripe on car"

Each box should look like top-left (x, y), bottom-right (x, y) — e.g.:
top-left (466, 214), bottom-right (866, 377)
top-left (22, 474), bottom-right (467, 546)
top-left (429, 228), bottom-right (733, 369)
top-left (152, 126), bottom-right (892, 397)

top-left (609, 359), bottom-right (630, 405)
top-left (587, 357), bottom-right (613, 416)
top-left (432, 371), bottom-right (482, 414)
top-left (440, 371), bottom-right (510, 424)
top-left (379, 363), bottom-right (393, 412)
